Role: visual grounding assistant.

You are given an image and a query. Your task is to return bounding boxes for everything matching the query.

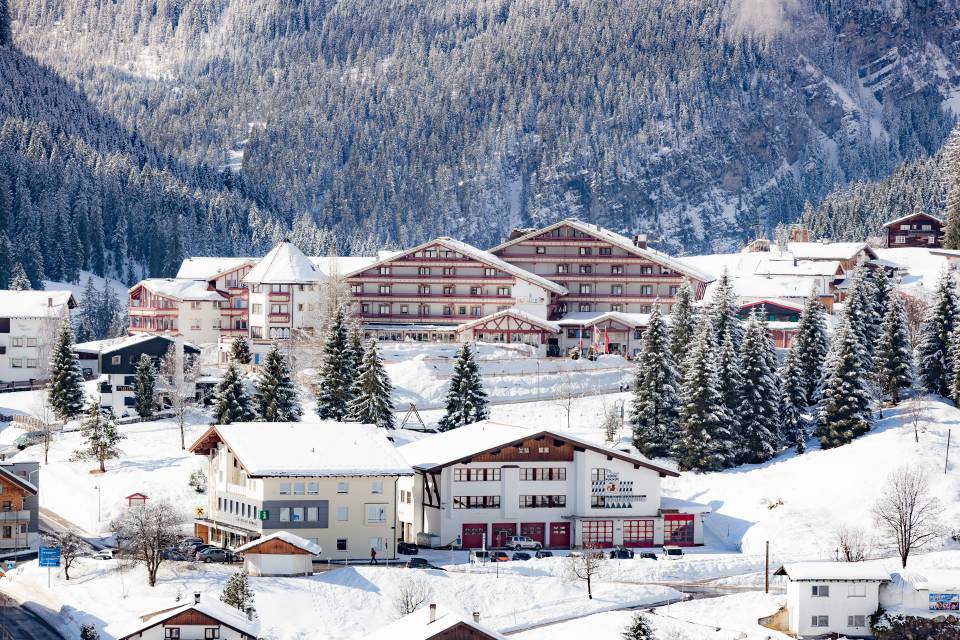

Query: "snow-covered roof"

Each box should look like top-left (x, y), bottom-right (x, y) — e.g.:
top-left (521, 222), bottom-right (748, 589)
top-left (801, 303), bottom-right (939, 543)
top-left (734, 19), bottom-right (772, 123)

top-left (243, 240), bottom-right (326, 284)
top-left (344, 237), bottom-right (568, 295)
top-left (190, 422), bottom-right (413, 478)
top-left (875, 248), bottom-right (954, 298)
top-left (308, 255), bottom-right (379, 278)
top-left (660, 496), bottom-right (712, 514)
top-left (787, 241), bottom-right (877, 261)
top-left (137, 278), bottom-right (227, 301)
top-left (175, 257), bottom-right (256, 280)
top-left (0, 465), bottom-right (37, 495)
top-left (724, 275), bottom-right (826, 300)
top-left (555, 311), bottom-right (652, 328)
top-left (739, 298), bottom-right (804, 312)
top-left (890, 569), bottom-right (960, 592)
top-left (490, 218), bottom-right (715, 284)
top-left (234, 531), bottom-right (322, 555)
top-left (774, 562), bottom-right (890, 582)
top-left (455, 308), bottom-right (561, 333)
top-left (753, 259), bottom-right (844, 277)
top-left (882, 212), bottom-right (944, 228)
top-left (364, 604), bottom-right (508, 640)
top-left (75, 334), bottom-right (201, 356)
top-left (397, 421), bottom-right (678, 477)
top-left (119, 594), bottom-right (260, 639)
top-left (0, 290), bottom-right (75, 318)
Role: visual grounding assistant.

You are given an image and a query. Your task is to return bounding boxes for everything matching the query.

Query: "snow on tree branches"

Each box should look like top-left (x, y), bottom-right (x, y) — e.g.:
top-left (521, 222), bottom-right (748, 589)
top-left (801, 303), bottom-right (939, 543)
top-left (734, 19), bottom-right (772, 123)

top-left (629, 306), bottom-right (679, 457)
top-left (348, 339), bottom-right (395, 429)
top-left (917, 270), bottom-right (959, 397)
top-left (254, 343), bottom-right (301, 422)
top-left (47, 320), bottom-right (85, 420)
top-left (316, 307), bottom-right (355, 421)
top-left (438, 343), bottom-right (488, 431)
top-left (72, 404), bottom-right (124, 472)
top-left (214, 363), bottom-right (254, 424)
top-left (815, 318), bottom-right (873, 449)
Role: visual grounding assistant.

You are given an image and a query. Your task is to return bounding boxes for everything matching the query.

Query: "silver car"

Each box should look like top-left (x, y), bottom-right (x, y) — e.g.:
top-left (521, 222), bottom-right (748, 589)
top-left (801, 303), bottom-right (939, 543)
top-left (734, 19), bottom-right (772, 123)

top-left (505, 535), bottom-right (542, 551)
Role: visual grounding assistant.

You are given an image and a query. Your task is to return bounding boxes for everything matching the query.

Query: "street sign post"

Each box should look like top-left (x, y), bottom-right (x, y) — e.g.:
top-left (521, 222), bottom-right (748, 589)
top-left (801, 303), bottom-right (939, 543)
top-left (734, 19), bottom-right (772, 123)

top-left (38, 546), bottom-right (60, 588)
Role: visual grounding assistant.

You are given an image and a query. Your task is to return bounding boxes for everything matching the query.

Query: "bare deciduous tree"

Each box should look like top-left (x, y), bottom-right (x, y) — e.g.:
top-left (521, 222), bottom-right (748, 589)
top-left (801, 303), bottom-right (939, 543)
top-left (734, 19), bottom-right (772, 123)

top-left (901, 292), bottom-right (928, 350)
top-left (554, 373), bottom-right (580, 430)
top-left (871, 466), bottom-right (944, 568)
top-left (32, 392), bottom-right (60, 465)
top-left (905, 384), bottom-right (929, 444)
top-left (111, 500), bottom-right (184, 587)
top-left (43, 530), bottom-right (87, 580)
top-left (158, 344), bottom-right (200, 450)
top-left (834, 525), bottom-right (870, 562)
top-left (392, 575), bottom-right (432, 616)
top-left (565, 547), bottom-right (606, 599)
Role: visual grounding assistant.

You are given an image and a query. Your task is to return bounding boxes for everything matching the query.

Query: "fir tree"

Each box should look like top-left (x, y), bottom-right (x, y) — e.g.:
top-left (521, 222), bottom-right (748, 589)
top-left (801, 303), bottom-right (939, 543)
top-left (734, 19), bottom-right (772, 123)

top-left (917, 270), bottom-right (959, 396)
top-left (0, 0), bottom-right (10, 48)
top-left (79, 624), bottom-right (100, 640)
top-left (791, 290), bottom-right (829, 405)
top-left (629, 306), bottom-right (679, 457)
top-left (47, 321), bottom-right (85, 420)
top-left (213, 363), bottom-right (254, 424)
top-left (942, 125), bottom-right (960, 250)
top-left (715, 325), bottom-right (743, 432)
top-left (621, 611), bottom-right (654, 640)
top-left (708, 268), bottom-right (743, 350)
top-left (844, 267), bottom-right (880, 366)
top-left (316, 307), bottom-right (354, 421)
top-left (71, 405), bottom-right (124, 473)
top-left (133, 354), bottom-right (156, 417)
top-left (876, 292), bottom-right (912, 404)
top-left (75, 276), bottom-right (99, 342)
top-left (438, 343), bottom-right (489, 431)
top-left (348, 339), bottom-right (395, 429)
top-left (815, 319), bottom-right (873, 449)
top-left (869, 268), bottom-right (892, 334)
top-left (348, 323), bottom-right (364, 379)
top-left (8, 262), bottom-right (30, 290)
top-left (780, 352), bottom-right (808, 454)
top-left (230, 336), bottom-right (252, 365)
top-left (221, 570), bottom-right (256, 617)
top-left (254, 343), bottom-right (301, 422)
top-left (673, 320), bottom-right (736, 471)
top-left (668, 280), bottom-right (696, 369)
top-left (737, 310), bottom-right (782, 463)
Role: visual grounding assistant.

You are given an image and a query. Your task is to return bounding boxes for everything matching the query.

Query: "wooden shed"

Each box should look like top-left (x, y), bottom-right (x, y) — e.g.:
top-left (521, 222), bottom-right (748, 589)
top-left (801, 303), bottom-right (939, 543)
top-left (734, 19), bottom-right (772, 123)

top-left (233, 531), bottom-right (321, 577)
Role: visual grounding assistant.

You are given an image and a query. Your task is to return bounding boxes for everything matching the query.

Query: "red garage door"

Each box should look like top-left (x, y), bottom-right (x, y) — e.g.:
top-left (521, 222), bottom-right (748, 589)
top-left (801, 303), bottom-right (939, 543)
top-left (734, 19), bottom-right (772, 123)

top-left (491, 523), bottom-right (516, 548)
top-left (664, 515), bottom-right (695, 546)
top-left (623, 519), bottom-right (655, 547)
top-left (582, 520), bottom-right (613, 548)
top-left (521, 522), bottom-right (546, 546)
top-left (549, 522), bottom-right (570, 549)
top-left (462, 523), bottom-right (487, 549)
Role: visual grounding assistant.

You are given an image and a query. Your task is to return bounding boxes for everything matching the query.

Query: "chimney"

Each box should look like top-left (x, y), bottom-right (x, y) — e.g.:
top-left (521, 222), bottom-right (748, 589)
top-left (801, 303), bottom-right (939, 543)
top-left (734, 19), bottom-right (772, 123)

top-left (193, 591), bottom-right (201, 605)
top-left (47, 297), bottom-right (53, 307)
top-left (472, 612), bottom-right (481, 624)
top-left (428, 604), bottom-right (437, 624)
top-left (633, 233), bottom-right (648, 249)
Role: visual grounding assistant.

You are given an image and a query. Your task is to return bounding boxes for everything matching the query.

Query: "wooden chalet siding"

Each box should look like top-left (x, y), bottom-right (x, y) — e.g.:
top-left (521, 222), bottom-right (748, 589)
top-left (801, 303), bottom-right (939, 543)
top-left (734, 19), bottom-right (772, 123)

top-left (0, 476), bottom-right (27, 510)
top-left (244, 538), bottom-right (312, 555)
top-left (429, 622), bottom-right (501, 640)
top-left (164, 610), bottom-right (222, 627)
top-left (886, 213), bottom-right (944, 248)
top-left (471, 437), bottom-right (574, 463)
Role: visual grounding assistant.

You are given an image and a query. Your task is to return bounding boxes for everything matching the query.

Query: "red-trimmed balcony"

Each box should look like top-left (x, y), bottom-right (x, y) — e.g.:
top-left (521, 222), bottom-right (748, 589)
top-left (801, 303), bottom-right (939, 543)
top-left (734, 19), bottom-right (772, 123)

top-left (346, 274), bottom-right (514, 283)
top-left (268, 291), bottom-right (291, 301)
top-left (268, 312), bottom-right (291, 323)
top-left (356, 293), bottom-right (513, 302)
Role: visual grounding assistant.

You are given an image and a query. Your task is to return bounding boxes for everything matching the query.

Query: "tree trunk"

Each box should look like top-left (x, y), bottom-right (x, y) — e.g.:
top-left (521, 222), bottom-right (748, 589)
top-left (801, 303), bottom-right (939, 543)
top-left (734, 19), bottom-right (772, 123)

top-left (586, 574), bottom-right (592, 600)
top-left (99, 458), bottom-right (106, 473)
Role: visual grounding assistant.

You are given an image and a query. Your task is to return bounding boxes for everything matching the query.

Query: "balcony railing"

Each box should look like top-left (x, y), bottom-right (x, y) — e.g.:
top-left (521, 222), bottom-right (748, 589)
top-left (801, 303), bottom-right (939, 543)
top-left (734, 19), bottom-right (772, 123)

top-left (347, 274), bottom-right (513, 282)
top-left (0, 510), bottom-right (31, 522)
top-left (360, 313), bottom-right (474, 323)
top-left (268, 291), bottom-right (291, 300)
top-left (268, 313), bottom-right (291, 322)
top-left (357, 293), bottom-right (512, 301)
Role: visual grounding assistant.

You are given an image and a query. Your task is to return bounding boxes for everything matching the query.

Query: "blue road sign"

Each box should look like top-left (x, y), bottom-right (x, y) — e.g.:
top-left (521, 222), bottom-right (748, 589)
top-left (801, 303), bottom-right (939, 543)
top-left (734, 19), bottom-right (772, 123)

top-left (38, 546), bottom-right (60, 568)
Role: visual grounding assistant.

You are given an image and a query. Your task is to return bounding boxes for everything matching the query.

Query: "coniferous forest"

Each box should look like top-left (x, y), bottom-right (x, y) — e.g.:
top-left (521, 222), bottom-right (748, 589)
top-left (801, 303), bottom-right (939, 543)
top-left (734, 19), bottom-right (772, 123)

top-left (3, 0), bottom-right (960, 285)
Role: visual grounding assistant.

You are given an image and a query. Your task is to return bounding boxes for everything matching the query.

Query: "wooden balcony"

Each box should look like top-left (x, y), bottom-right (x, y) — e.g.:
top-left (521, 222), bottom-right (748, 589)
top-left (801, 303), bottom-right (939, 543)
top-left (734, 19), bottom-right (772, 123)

top-left (268, 312), bottom-right (291, 323)
top-left (548, 273), bottom-right (678, 282)
top-left (220, 307), bottom-right (248, 316)
top-left (356, 293), bottom-right (512, 302)
top-left (268, 291), bottom-right (291, 300)
top-left (561, 293), bottom-right (662, 302)
top-left (347, 274), bottom-right (513, 283)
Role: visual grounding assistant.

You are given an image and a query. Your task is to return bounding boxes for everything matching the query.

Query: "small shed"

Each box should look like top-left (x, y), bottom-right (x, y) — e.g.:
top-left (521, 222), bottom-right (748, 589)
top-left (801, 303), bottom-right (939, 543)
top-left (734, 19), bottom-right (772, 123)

top-left (233, 531), bottom-right (321, 577)
top-left (126, 493), bottom-right (148, 507)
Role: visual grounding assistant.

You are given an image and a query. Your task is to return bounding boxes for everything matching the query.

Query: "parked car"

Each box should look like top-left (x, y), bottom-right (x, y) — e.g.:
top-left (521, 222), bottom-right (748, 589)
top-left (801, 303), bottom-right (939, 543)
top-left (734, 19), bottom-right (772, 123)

top-left (14, 431), bottom-right (45, 450)
top-left (535, 550), bottom-right (554, 559)
top-left (90, 549), bottom-right (113, 561)
top-left (639, 552), bottom-right (658, 561)
top-left (505, 535), bottom-right (542, 551)
top-left (609, 545), bottom-right (635, 559)
top-left (490, 551), bottom-right (510, 562)
top-left (183, 542), bottom-right (213, 555)
top-left (511, 552), bottom-right (531, 561)
top-left (662, 546), bottom-right (684, 559)
top-left (179, 536), bottom-right (204, 548)
top-left (404, 557), bottom-right (445, 570)
top-left (397, 542), bottom-right (419, 555)
top-left (469, 550), bottom-right (490, 563)
top-left (196, 548), bottom-right (240, 563)
top-left (160, 547), bottom-right (186, 561)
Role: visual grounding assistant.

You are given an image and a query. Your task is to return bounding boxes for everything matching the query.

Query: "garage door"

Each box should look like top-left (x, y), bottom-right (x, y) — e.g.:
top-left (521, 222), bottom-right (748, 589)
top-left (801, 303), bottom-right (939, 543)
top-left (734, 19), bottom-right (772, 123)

top-left (664, 515), bottom-right (695, 546)
top-left (491, 523), bottom-right (517, 548)
top-left (520, 522), bottom-right (545, 546)
top-left (461, 523), bottom-right (487, 549)
top-left (623, 519), bottom-right (655, 548)
top-left (582, 520), bottom-right (613, 548)
top-left (549, 522), bottom-right (570, 549)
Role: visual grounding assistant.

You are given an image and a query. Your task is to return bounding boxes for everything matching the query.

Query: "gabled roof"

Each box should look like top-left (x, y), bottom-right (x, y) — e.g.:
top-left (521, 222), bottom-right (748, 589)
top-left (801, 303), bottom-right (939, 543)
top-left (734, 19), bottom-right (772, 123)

top-left (753, 259), bottom-right (844, 277)
top-left (364, 604), bottom-right (508, 640)
top-left (243, 240), bottom-right (325, 284)
top-left (189, 421), bottom-right (413, 478)
top-left (555, 310), bottom-right (652, 328)
top-left (455, 308), bottom-right (561, 333)
top-left (175, 257), bottom-right (257, 280)
top-left (773, 562), bottom-right (890, 582)
top-left (489, 218), bottom-right (715, 284)
top-left (75, 334), bottom-right (201, 356)
top-left (234, 531), bottom-right (322, 555)
top-left (397, 421), bottom-right (679, 477)
top-left (135, 278), bottom-right (227, 302)
top-left (0, 466), bottom-right (37, 495)
top-left (787, 241), bottom-right (878, 261)
top-left (0, 290), bottom-right (76, 318)
top-left (118, 595), bottom-right (260, 640)
top-left (344, 237), bottom-right (568, 295)
top-left (883, 212), bottom-right (944, 228)
top-left (739, 298), bottom-right (804, 313)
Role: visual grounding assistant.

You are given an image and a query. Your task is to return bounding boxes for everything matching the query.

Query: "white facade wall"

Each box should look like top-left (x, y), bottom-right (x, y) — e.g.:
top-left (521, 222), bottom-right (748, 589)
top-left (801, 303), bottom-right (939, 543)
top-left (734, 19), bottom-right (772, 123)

top-left (786, 580), bottom-right (881, 637)
top-left (134, 623), bottom-right (248, 640)
top-left (177, 300), bottom-right (223, 346)
top-left (243, 553), bottom-right (312, 576)
top-left (510, 280), bottom-right (552, 319)
top-left (0, 314), bottom-right (62, 384)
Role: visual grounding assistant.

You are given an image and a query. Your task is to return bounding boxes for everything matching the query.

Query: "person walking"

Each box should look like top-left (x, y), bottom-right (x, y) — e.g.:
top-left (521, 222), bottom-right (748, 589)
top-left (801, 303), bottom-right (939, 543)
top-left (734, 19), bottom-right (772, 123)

top-left (370, 547), bottom-right (378, 565)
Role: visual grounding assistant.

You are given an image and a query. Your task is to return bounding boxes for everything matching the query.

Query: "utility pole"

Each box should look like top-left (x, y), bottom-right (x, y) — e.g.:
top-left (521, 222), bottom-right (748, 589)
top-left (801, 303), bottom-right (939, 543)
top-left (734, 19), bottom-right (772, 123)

top-left (946, 429), bottom-right (952, 475)
top-left (764, 540), bottom-right (770, 594)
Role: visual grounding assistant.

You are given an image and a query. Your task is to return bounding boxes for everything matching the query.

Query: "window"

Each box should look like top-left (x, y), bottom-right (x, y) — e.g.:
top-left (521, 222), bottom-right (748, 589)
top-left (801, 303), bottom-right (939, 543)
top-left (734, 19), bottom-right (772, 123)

top-left (351, 284), bottom-right (362, 294)
top-left (378, 304), bottom-right (390, 315)
top-left (453, 468), bottom-right (501, 481)
top-left (579, 284), bottom-right (592, 294)
top-left (336, 506), bottom-right (349, 521)
top-left (279, 482), bottom-right (291, 495)
top-left (443, 306), bottom-right (453, 316)
top-left (204, 629), bottom-right (220, 639)
top-left (337, 481), bottom-right (349, 494)
top-left (418, 267), bottom-right (431, 276)
top-left (582, 520), bottom-right (613, 547)
top-left (470, 287), bottom-right (482, 295)
top-left (899, 224), bottom-right (910, 230)
top-left (9, 359), bottom-right (21, 368)
top-left (307, 507), bottom-right (318, 521)
top-left (366, 504), bottom-right (387, 524)
top-left (443, 267), bottom-right (456, 276)
top-left (307, 482), bottom-right (319, 495)
top-left (640, 285), bottom-right (653, 296)
top-left (579, 247), bottom-right (592, 255)
top-left (519, 495), bottom-right (566, 508)
top-left (452, 496), bottom-right (501, 509)
top-left (294, 482), bottom-right (305, 495)
top-left (379, 285), bottom-right (391, 294)
top-left (518, 446), bottom-right (530, 453)
top-left (640, 265), bottom-right (654, 275)
top-left (497, 287), bottom-right (511, 296)
top-left (471, 306), bottom-right (481, 317)
top-left (10, 337), bottom-right (23, 347)
top-left (520, 467), bottom-right (566, 481)
top-left (111, 355), bottom-right (121, 365)
top-left (536, 246), bottom-right (546, 254)
top-left (25, 359), bottom-right (38, 368)
top-left (557, 264), bottom-right (569, 274)
top-left (484, 268), bottom-right (497, 277)
top-left (579, 265), bottom-right (592, 274)
top-left (669, 286), bottom-right (679, 296)
top-left (443, 286), bottom-right (454, 295)
top-left (811, 585), bottom-right (830, 597)
top-left (538, 446), bottom-right (549, 453)
top-left (578, 303), bottom-right (592, 312)
top-left (611, 304), bottom-right (623, 312)
top-left (371, 480), bottom-right (383, 494)
top-left (418, 285), bottom-right (430, 295)
top-left (291, 507), bottom-right (304, 522)
top-left (599, 247), bottom-right (612, 256)
top-left (336, 538), bottom-right (347, 551)
top-left (279, 508), bottom-right (290, 522)
top-left (811, 616), bottom-right (829, 627)
top-left (165, 630), bottom-right (181, 639)
top-left (421, 304), bottom-right (431, 315)
top-left (847, 584), bottom-right (866, 597)
top-left (611, 265), bottom-right (624, 275)
top-left (895, 235), bottom-right (906, 244)
top-left (611, 285), bottom-right (623, 296)
top-left (848, 615), bottom-right (865, 627)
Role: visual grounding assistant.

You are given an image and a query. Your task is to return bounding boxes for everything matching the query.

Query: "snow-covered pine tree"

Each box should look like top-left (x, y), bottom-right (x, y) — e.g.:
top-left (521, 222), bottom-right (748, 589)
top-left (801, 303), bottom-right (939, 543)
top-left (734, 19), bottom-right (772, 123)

top-left (628, 306), bottom-right (679, 457)
top-left (708, 268), bottom-right (743, 350)
top-left (876, 292), bottom-right (912, 404)
top-left (917, 269), bottom-right (959, 396)
top-left (0, 0), bottom-right (11, 48)
top-left (348, 339), bottom-right (395, 429)
top-left (8, 262), bottom-right (30, 290)
top-left (942, 125), bottom-right (960, 250)
top-left (315, 307), bottom-right (354, 421)
top-left (791, 290), bottom-right (829, 405)
top-left (47, 321), bottom-right (85, 420)
top-left (673, 319), bottom-right (736, 471)
top-left (737, 309), bottom-right (782, 463)
top-left (348, 323), bottom-right (364, 380)
top-left (75, 276), bottom-right (99, 342)
top-left (715, 324), bottom-right (743, 435)
top-left (668, 280), bottom-right (696, 369)
top-left (438, 343), bottom-right (489, 431)
top-left (133, 354), bottom-right (156, 418)
top-left (79, 624), bottom-right (100, 640)
top-left (815, 318), bottom-right (873, 449)
top-left (221, 569), bottom-right (256, 617)
top-left (254, 343), bottom-right (301, 422)
top-left (843, 267), bottom-right (879, 366)
top-left (779, 350), bottom-right (807, 454)
top-left (230, 336), bottom-right (252, 365)
top-left (869, 268), bottom-right (892, 334)
top-left (71, 405), bottom-right (124, 472)
top-left (621, 611), bottom-right (655, 640)
top-left (213, 363), bottom-right (254, 424)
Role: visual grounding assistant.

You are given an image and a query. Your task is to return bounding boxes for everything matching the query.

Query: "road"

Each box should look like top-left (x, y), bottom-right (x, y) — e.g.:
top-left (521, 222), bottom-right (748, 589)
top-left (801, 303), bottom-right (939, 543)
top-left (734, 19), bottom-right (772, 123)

top-left (0, 594), bottom-right (64, 640)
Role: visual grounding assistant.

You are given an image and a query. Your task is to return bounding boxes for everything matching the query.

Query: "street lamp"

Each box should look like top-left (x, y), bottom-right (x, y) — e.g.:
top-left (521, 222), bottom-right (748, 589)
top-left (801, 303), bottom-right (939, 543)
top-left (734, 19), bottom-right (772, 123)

top-left (94, 485), bottom-right (101, 523)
